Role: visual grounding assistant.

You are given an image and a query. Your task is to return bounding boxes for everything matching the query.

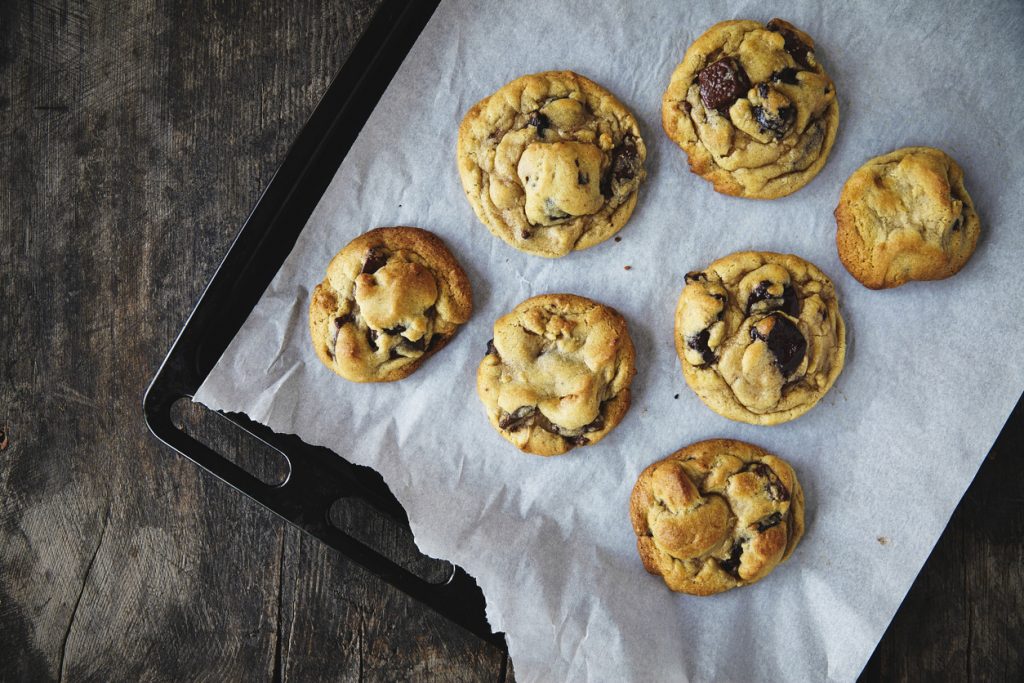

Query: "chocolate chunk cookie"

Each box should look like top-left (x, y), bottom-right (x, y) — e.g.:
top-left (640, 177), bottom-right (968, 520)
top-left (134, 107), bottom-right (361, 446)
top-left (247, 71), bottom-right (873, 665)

top-left (675, 252), bottom-right (845, 425)
top-left (477, 294), bottom-right (636, 455)
top-left (458, 71), bottom-right (647, 258)
top-left (630, 439), bottom-right (805, 596)
top-left (309, 227), bottom-right (472, 382)
top-left (662, 19), bottom-right (839, 199)
top-left (835, 147), bottom-right (980, 289)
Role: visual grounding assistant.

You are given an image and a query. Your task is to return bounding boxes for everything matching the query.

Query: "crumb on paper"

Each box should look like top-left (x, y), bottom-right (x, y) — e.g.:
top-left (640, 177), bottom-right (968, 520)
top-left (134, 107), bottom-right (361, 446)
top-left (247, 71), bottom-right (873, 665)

top-left (674, 394), bottom-right (679, 399)
top-left (877, 536), bottom-right (889, 546)
top-left (614, 236), bottom-right (622, 242)
top-left (624, 265), bottom-right (632, 271)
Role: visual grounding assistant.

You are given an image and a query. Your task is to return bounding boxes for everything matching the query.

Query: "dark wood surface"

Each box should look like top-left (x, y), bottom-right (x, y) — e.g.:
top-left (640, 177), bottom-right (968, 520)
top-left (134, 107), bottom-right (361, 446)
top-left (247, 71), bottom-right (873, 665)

top-left (1, 2), bottom-right (1020, 680)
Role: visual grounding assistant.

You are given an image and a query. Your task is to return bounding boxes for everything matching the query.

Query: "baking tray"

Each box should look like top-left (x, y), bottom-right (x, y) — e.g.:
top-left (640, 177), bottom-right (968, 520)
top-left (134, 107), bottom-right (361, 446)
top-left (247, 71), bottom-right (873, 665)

top-left (144, 0), bottom-right (1022, 665)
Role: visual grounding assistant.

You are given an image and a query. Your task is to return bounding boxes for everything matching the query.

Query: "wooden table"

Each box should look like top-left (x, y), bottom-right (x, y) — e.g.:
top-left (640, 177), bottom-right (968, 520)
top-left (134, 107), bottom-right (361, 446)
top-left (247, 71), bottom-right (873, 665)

top-left (2, 2), bottom-right (1020, 679)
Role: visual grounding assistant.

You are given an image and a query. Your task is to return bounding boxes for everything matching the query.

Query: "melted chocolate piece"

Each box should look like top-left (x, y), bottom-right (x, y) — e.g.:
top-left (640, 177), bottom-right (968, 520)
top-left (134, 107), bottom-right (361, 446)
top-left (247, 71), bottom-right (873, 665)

top-left (748, 463), bottom-right (791, 502)
top-left (485, 338), bottom-right (498, 356)
top-left (755, 512), bottom-right (783, 533)
top-left (366, 328), bottom-right (379, 351)
top-left (698, 57), bottom-right (750, 113)
top-left (766, 19), bottom-right (812, 69)
top-left (527, 111), bottom-right (549, 136)
top-left (687, 329), bottom-right (716, 365)
top-left (750, 314), bottom-right (807, 376)
top-left (770, 67), bottom-right (800, 85)
top-left (577, 171), bottom-right (589, 185)
top-left (746, 281), bottom-right (800, 317)
top-left (499, 406), bottom-right (536, 431)
top-left (334, 314), bottom-right (354, 328)
top-left (383, 324), bottom-right (406, 335)
top-left (718, 540), bottom-right (745, 577)
top-left (361, 247), bottom-right (388, 275)
top-left (753, 104), bottom-right (795, 138)
top-left (601, 136), bottom-right (640, 197)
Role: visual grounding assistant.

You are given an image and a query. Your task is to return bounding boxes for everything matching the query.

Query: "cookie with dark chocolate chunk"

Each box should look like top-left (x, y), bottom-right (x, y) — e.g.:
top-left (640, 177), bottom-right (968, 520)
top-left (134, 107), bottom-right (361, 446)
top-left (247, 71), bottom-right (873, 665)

top-left (662, 19), bottom-right (839, 199)
top-left (675, 251), bottom-right (845, 425)
top-left (309, 227), bottom-right (472, 382)
top-left (458, 71), bottom-right (646, 258)
top-left (630, 438), bottom-right (805, 596)
top-left (477, 294), bottom-right (636, 456)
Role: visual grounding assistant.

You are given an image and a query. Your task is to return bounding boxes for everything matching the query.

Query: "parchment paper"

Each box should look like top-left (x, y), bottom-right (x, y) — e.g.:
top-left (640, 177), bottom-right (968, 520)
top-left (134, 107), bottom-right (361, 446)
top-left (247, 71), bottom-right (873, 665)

top-left (194, 1), bottom-right (1024, 680)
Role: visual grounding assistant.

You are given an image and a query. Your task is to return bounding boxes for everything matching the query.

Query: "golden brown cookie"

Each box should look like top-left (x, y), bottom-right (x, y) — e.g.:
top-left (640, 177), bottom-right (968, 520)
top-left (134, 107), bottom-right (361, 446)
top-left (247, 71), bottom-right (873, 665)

top-left (309, 227), bottom-right (472, 382)
top-left (477, 294), bottom-right (636, 456)
top-left (458, 71), bottom-right (646, 258)
top-left (630, 439), bottom-right (805, 596)
top-left (662, 19), bottom-right (839, 199)
top-left (835, 146), bottom-right (980, 289)
top-left (675, 252), bottom-right (846, 425)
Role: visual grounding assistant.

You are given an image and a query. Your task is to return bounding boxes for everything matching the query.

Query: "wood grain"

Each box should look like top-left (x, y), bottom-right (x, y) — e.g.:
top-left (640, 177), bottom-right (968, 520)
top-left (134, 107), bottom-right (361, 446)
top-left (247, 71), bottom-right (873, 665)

top-left (0, 1), bottom-right (1019, 681)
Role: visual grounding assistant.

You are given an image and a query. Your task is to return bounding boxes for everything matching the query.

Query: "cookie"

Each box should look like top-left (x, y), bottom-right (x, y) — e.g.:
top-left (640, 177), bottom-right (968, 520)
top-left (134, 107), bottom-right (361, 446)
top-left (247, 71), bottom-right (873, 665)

top-left (477, 294), bottom-right (636, 455)
top-left (662, 19), bottom-right (839, 199)
top-left (675, 251), bottom-right (845, 425)
top-left (835, 146), bottom-right (980, 289)
top-left (630, 439), bottom-right (805, 596)
top-left (309, 227), bottom-right (472, 382)
top-left (457, 71), bottom-right (647, 258)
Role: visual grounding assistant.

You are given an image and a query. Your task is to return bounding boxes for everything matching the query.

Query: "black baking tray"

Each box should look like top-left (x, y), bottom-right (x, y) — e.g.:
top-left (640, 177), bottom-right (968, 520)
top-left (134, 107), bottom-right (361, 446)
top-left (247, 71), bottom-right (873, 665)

top-left (144, 0), bottom-right (1022, 666)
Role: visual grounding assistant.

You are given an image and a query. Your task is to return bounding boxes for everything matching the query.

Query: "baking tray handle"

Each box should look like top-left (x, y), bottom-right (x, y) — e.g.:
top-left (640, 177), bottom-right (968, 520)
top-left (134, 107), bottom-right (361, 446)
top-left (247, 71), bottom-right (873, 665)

top-left (143, 384), bottom-right (503, 649)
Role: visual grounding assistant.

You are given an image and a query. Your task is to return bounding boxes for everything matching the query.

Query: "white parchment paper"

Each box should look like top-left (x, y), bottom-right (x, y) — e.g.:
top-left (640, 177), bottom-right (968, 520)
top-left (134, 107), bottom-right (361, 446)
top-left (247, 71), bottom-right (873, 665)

top-left (194, 1), bottom-right (1024, 680)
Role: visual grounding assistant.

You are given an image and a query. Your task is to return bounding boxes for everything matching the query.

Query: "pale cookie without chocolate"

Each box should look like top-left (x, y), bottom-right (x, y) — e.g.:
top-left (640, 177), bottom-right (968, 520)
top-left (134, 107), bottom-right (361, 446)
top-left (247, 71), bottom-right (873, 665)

top-left (675, 252), bottom-right (845, 425)
top-left (310, 227), bottom-right (472, 382)
top-left (458, 71), bottom-right (646, 258)
top-left (662, 19), bottom-right (839, 199)
top-left (477, 294), bottom-right (636, 456)
top-left (835, 146), bottom-right (980, 289)
top-left (630, 439), bottom-right (805, 596)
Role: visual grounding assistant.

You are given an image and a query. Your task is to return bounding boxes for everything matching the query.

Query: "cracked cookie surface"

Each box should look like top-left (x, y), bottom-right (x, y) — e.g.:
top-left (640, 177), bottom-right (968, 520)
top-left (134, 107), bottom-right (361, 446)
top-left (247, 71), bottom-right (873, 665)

top-left (310, 227), bottom-right (472, 382)
top-left (662, 19), bottom-right (838, 199)
top-left (458, 71), bottom-right (646, 258)
top-left (630, 438), bottom-right (805, 595)
top-left (477, 294), bottom-right (635, 456)
top-left (835, 146), bottom-right (980, 289)
top-left (675, 251), bottom-right (845, 425)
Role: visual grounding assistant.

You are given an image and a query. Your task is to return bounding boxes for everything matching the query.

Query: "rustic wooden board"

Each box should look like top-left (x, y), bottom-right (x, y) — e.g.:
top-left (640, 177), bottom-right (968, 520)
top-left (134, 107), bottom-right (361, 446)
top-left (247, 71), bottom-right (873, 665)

top-left (0, 1), bottom-right (1019, 681)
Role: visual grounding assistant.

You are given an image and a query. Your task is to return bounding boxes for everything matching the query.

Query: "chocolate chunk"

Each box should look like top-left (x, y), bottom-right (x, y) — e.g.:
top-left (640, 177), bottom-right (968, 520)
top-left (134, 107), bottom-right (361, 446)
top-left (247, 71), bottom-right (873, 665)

top-left (334, 314), bottom-right (354, 329)
top-left (750, 314), bottom-right (807, 376)
top-left (718, 540), bottom-right (745, 577)
top-left (753, 104), bottom-right (795, 139)
top-left (687, 329), bottom-right (716, 365)
top-left (755, 512), bottom-right (783, 533)
top-left (757, 83), bottom-right (769, 98)
top-left (601, 136), bottom-right (640, 197)
top-left (582, 413), bottom-right (605, 433)
top-left (747, 281), bottom-right (799, 317)
top-left (366, 328), bottom-right (379, 351)
top-left (748, 463), bottom-right (791, 502)
top-left (770, 67), bottom-right (800, 85)
top-left (499, 406), bottom-right (536, 431)
top-left (402, 336), bottom-right (426, 352)
top-left (569, 434), bottom-right (589, 446)
top-left (424, 305), bottom-right (437, 320)
top-left (577, 171), bottom-right (589, 185)
top-left (698, 57), bottom-right (750, 113)
top-left (384, 324), bottom-right (406, 335)
top-left (361, 247), bottom-right (388, 275)
top-left (527, 111), bottom-right (549, 136)
top-left (766, 19), bottom-right (812, 69)
top-left (388, 348), bottom-right (402, 360)
top-left (485, 338), bottom-right (498, 357)
top-left (952, 214), bottom-right (964, 232)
